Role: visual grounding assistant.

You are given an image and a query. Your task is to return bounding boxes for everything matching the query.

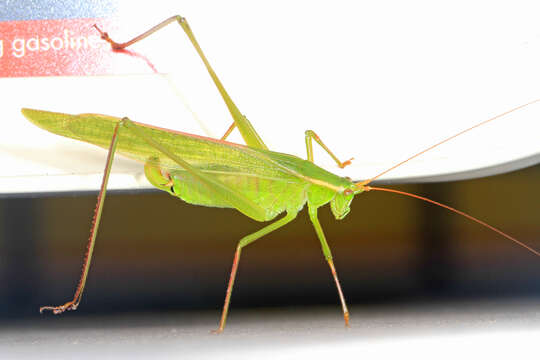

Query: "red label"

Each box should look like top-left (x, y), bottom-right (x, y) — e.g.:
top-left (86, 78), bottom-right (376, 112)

top-left (0, 18), bottom-right (153, 77)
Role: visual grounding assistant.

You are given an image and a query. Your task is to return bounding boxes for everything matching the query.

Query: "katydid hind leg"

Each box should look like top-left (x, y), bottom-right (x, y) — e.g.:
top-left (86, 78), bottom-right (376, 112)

top-left (214, 211), bottom-right (298, 333)
top-left (40, 123), bottom-right (122, 314)
top-left (120, 118), bottom-right (267, 221)
top-left (308, 204), bottom-right (350, 327)
top-left (94, 16), bottom-right (268, 150)
top-left (40, 116), bottom-right (266, 315)
top-left (305, 130), bottom-right (353, 168)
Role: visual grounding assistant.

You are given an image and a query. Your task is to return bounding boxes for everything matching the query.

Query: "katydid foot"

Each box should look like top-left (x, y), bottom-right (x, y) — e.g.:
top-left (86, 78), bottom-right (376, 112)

top-left (39, 301), bottom-right (79, 314)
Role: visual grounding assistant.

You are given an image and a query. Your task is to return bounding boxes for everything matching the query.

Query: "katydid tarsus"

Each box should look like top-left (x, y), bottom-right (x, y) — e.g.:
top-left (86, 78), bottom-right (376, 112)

top-left (21, 16), bottom-right (540, 333)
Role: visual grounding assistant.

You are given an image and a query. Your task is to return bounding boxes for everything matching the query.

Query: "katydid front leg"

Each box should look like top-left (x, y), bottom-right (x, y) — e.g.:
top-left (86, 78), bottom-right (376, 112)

top-left (94, 16), bottom-right (267, 150)
top-left (305, 130), bottom-right (353, 168)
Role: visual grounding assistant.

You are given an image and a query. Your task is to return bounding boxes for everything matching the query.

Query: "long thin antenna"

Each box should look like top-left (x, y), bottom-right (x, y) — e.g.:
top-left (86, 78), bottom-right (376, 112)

top-left (365, 186), bottom-right (540, 257)
top-left (359, 98), bottom-right (540, 186)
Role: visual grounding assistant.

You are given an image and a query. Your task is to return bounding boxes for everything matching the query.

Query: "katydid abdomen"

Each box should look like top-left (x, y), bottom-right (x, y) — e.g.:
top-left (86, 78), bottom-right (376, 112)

top-left (168, 170), bottom-right (307, 219)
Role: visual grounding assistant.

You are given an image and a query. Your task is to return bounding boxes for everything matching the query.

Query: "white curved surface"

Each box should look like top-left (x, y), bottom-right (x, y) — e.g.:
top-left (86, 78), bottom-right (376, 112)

top-left (1, 1), bottom-right (540, 194)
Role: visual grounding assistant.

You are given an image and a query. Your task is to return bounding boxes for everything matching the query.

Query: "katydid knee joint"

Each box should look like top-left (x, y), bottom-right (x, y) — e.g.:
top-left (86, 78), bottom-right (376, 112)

top-left (144, 158), bottom-right (175, 195)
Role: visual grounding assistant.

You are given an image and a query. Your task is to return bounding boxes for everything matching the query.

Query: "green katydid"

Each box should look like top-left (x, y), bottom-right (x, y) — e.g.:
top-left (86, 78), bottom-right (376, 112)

top-left (21, 16), bottom-right (540, 333)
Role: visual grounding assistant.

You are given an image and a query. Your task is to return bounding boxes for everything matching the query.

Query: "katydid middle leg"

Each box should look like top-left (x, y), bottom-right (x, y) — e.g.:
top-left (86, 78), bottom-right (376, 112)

top-left (220, 121), bottom-right (236, 141)
top-left (214, 211), bottom-right (298, 333)
top-left (308, 204), bottom-right (350, 327)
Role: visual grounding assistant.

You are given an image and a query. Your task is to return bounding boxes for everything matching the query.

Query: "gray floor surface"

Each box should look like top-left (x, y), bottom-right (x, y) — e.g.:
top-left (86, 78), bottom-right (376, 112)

top-left (1, 299), bottom-right (539, 359)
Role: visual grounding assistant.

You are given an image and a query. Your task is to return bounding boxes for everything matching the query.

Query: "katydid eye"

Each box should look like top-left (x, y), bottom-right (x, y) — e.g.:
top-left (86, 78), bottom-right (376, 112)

top-left (343, 188), bottom-right (353, 196)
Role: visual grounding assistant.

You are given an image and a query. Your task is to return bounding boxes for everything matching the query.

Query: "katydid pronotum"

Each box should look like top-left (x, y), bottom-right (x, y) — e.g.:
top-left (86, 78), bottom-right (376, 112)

top-left (21, 16), bottom-right (540, 333)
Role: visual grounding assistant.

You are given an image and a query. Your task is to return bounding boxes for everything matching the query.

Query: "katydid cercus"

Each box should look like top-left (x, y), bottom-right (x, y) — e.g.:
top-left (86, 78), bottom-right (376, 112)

top-left (21, 16), bottom-right (540, 333)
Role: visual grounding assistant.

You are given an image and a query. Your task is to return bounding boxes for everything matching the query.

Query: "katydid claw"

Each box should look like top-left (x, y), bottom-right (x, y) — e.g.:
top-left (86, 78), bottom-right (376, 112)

top-left (92, 24), bottom-right (123, 50)
top-left (340, 157), bottom-right (354, 168)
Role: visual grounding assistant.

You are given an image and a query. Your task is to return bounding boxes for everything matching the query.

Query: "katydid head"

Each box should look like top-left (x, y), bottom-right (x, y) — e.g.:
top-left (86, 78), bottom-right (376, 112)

top-left (330, 183), bottom-right (365, 220)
